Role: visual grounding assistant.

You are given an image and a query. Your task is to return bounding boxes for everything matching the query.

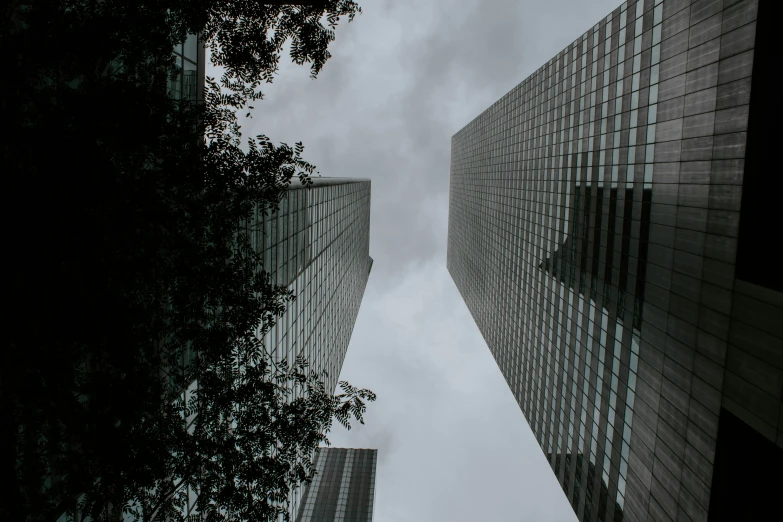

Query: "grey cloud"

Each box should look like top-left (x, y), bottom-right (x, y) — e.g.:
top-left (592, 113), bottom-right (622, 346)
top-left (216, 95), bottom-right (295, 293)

top-left (329, 262), bottom-right (579, 521)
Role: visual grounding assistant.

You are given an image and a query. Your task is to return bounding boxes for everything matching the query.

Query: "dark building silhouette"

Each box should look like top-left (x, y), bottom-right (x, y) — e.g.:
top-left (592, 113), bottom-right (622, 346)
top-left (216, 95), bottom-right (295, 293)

top-left (295, 448), bottom-right (378, 522)
top-left (54, 17), bottom-right (375, 522)
top-left (447, 0), bottom-right (782, 521)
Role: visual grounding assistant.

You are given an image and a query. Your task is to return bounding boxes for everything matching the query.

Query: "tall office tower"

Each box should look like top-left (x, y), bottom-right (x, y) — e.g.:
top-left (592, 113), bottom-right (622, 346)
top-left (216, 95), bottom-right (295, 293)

top-left (249, 177), bottom-right (374, 520)
top-left (295, 448), bottom-right (378, 522)
top-left (447, 1), bottom-right (781, 521)
top-left (252, 178), bottom-right (373, 398)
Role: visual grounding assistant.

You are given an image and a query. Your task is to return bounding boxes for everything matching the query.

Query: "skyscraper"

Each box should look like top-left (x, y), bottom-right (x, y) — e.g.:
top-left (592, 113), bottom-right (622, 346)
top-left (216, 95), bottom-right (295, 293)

top-left (251, 177), bottom-right (374, 520)
top-left (252, 178), bottom-right (373, 398)
top-left (447, 1), bottom-right (781, 521)
top-left (295, 448), bottom-right (378, 522)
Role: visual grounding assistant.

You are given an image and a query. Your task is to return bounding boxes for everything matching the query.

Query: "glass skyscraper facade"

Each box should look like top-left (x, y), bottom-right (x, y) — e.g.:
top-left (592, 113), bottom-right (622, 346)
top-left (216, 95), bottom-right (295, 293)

top-left (295, 448), bottom-right (378, 522)
top-left (447, 1), bottom-right (781, 521)
top-left (251, 178), bottom-right (374, 398)
top-left (252, 178), bottom-right (374, 520)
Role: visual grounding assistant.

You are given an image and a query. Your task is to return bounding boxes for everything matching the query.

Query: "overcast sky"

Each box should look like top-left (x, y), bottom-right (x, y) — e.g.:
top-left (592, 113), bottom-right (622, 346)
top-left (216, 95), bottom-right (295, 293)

top-left (209, 1), bottom-right (622, 520)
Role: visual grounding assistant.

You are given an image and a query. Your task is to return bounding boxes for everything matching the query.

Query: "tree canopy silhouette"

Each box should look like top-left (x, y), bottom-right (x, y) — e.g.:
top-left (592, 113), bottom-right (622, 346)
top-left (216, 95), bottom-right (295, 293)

top-left (1, 1), bottom-right (372, 521)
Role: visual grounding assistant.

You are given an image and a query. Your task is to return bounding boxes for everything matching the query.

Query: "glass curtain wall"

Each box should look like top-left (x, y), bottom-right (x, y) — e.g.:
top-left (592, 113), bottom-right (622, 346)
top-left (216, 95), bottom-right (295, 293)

top-left (445, 0), bottom-right (775, 520)
top-left (169, 33), bottom-right (201, 101)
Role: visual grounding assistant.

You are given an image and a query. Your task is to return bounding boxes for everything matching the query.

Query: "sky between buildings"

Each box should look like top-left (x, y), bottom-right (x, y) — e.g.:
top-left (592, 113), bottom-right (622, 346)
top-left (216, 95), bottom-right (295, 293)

top-left (208, 1), bottom-right (624, 520)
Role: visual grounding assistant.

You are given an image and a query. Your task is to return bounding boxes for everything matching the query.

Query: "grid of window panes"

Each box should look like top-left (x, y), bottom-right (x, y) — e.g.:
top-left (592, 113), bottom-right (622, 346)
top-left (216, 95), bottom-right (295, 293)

top-left (447, 2), bottom-right (665, 521)
top-left (250, 179), bottom-right (372, 396)
top-left (249, 179), bottom-right (373, 520)
top-left (169, 33), bottom-right (200, 101)
top-left (295, 448), bottom-right (378, 522)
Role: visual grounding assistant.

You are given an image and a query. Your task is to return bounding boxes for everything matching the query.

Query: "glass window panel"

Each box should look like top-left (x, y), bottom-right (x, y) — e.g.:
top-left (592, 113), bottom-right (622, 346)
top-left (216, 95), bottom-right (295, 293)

top-left (649, 84), bottom-right (658, 104)
top-left (182, 59), bottom-right (198, 101)
top-left (651, 44), bottom-right (660, 65)
top-left (184, 33), bottom-right (199, 63)
top-left (644, 162), bottom-right (654, 181)
top-left (650, 64), bottom-right (659, 85)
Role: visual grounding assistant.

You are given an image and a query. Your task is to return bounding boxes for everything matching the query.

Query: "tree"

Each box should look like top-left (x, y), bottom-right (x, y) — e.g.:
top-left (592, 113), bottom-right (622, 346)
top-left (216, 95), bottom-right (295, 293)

top-left (1, 1), bottom-right (370, 521)
top-left (133, 358), bottom-right (375, 522)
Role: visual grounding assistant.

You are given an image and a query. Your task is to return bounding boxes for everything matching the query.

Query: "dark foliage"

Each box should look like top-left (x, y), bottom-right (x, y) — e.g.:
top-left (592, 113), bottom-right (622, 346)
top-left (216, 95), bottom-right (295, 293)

top-left (1, 1), bottom-right (370, 521)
